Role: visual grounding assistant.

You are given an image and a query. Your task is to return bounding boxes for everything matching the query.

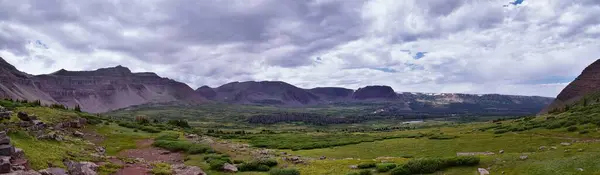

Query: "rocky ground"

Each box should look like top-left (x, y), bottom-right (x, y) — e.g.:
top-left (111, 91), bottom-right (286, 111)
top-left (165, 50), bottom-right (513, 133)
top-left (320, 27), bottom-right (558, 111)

top-left (0, 106), bottom-right (206, 175)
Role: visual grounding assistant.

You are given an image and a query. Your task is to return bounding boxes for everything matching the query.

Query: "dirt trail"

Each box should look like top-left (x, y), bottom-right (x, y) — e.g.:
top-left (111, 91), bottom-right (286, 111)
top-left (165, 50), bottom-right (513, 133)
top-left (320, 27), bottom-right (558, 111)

top-left (112, 139), bottom-right (185, 175)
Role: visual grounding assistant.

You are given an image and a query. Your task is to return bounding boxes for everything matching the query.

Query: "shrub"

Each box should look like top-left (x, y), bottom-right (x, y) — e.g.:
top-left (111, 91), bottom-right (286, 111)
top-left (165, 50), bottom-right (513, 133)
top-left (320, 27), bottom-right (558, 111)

top-left (155, 133), bottom-right (180, 141)
top-left (359, 169), bottom-right (372, 175)
top-left (390, 167), bottom-right (410, 175)
top-left (376, 163), bottom-right (397, 172)
top-left (567, 126), bottom-right (578, 132)
top-left (150, 163), bottom-right (172, 175)
top-left (428, 135), bottom-right (457, 140)
top-left (238, 159), bottom-right (278, 172)
top-left (209, 160), bottom-right (227, 170)
top-left (257, 165), bottom-right (271, 171)
top-left (494, 129), bottom-right (509, 134)
top-left (346, 173), bottom-right (359, 175)
top-left (357, 162), bottom-right (376, 169)
top-left (401, 155), bottom-right (414, 158)
top-left (447, 156), bottom-right (480, 166)
top-left (269, 168), bottom-right (300, 175)
top-left (233, 160), bottom-right (244, 164)
top-left (545, 122), bottom-right (563, 129)
top-left (403, 158), bottom-right (445, 174)
top-left (152, 140), bottom-right (212, 154)
top-left (579, 130), bottom-right (590, 134)
top-left (256, 159), bottom-right (278, 167)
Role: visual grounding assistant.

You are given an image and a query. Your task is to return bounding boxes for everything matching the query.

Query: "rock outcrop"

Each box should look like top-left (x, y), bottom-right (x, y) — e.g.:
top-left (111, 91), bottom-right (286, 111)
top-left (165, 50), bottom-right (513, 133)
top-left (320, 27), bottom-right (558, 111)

top-left (353, 86), bottom-right (398, 100)
top-left (0, 131), bottom-right (29, 174)
top-left (171, 164), bottom-right (206, 175)
top-left (541, 59), bottom-right (600, 114)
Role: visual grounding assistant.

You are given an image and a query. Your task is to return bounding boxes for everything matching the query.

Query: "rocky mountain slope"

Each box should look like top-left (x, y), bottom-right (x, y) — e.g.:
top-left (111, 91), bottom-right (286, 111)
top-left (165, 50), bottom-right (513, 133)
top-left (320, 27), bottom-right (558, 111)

top-left (0, 56), bottom-right (553, 115)
top-left (0, 57), bottom-right (203, 113)
top-left (540, 59), bottom-right (600, 114)
top-left (196, 81), bottom-right (553, 116)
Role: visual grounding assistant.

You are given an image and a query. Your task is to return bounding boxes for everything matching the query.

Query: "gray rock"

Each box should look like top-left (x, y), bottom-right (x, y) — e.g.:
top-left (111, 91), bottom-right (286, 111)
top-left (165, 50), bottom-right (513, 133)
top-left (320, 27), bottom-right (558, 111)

top-left (1, 156), bottom-right (11, 173)
top-left (577, 168), bottom-right (584, 172)
top-left (6, 170), bottom-right (42, 175)
top-left (349, 165), bottom-right (358, 169)
top-left (560, 142), bottom-right (572, 146)
top-left (94, 147), bottom-right (105, 155)
top-left (319, 156), bottom-right (326, 160)
top-left (73, 131), bottom-right (84, 138)
top-left (171, 164), bottom-right (206, 175)
top-left (0, 144), bottom-right (15, 156)
top-left (519, 155), bottom-right (528, 160)
top-left (222, 163), bottom-right (238, 172)
top-left (39, 168), bottom-right (68, 175)
top-left (17, 112), bottom-right (32, 122)
top-left (64, 160), bottom-right (98, 175)
top-left (499, 150), bottom-right (504, 154)
top-left (478, 168), bottom-right (490, 175)
top-left (12, 148), bottom-right (24, 159)
top-left (0, 136), bottom-right (10, 145)
top-left (539, 146), bottom-right (547, 150)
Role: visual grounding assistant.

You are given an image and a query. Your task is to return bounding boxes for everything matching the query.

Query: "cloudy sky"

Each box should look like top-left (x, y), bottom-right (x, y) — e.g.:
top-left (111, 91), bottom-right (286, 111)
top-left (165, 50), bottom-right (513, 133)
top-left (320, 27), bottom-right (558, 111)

top-left (1, 0), bottom-right (599, 97)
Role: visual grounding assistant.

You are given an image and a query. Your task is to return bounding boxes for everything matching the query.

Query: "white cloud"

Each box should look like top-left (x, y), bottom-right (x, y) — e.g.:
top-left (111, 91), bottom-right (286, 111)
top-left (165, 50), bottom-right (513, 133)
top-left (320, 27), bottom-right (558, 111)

top-left (0, 0), bottom-right (599, 97)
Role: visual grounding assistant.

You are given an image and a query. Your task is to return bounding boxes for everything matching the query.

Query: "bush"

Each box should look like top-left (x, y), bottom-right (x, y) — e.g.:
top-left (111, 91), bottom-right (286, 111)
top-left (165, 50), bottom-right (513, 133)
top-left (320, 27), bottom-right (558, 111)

top-left (494, 129), bottom-right (509, 134)
top-left (390, 167), bottom-right (410, 175)
top-left (155, 133), bottom-right (180, 141)
top-left (152, 140), bottom-right (212, 154)
top-left (400, 157), bottom-right (480, 174)
top-left (238, 159), bottom-right (278, 172)
top-left (150, 163), bottom-right (172, 175)
top-left (447, 156), bottom-right (480, 166)
top-left (358, 169), bottom-right (372, 175)
top-left (269, 168), bottom-right (300, 175)
top-left (579, 130), bottom-right (590, 134)
top-left (357, 162), bottom-right (376, 169)
top-left (209, 160), bottom-right (227, 170)
top-left (376, 163), bottom-right (397, 172)
top-left (428, 135), bottom-right (457, 140)
top-left (567, 126), bottom-right (578, 132)
top-left (346, 173), bottom-right (359, 175)
top-left (233, 160), bottom-right (244, 164)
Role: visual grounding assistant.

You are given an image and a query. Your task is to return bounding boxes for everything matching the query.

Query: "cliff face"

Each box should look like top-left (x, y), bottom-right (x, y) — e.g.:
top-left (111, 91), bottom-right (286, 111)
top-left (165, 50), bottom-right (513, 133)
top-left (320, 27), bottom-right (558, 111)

top-left (0, 57), bottom-right (56, 104)
top-left (353, 86), bottom-right (398, 100)
top-left (30, 66), bottom-right (203, 113)
top-left (540, 59), bottom-right (600, 114)
top-left (0, 57), bottom-right (203, 113)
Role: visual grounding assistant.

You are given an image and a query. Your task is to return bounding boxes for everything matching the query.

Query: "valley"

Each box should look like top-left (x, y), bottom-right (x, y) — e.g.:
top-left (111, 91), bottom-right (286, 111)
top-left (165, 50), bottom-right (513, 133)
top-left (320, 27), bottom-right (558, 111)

top-left (1, 58), bottom-right (600, 175)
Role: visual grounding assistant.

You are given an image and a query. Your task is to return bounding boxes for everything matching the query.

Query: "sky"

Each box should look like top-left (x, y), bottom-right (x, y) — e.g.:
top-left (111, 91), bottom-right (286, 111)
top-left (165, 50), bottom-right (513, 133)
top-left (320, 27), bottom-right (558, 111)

top-left (1, 0), bottom-right (600, 97)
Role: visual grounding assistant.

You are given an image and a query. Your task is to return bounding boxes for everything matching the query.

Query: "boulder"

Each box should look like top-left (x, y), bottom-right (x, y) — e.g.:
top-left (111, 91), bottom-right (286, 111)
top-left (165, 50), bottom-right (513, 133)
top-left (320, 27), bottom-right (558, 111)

top-left (64, 160), bottom-right (98, 175)
top-left (499, 150), bottom-right (504, 154)
top-left (478, 168), bottom-right (490, 175)
top-left (1, 156), bottom-right (11, 173)
top-left (6, 170), bottom-right (42, 175)
top-left (94, 147), bottom-right (105, 155)
top-left (0, 144), bottom-right (15, 156)
top-left (577, 168), bottom-right (584, 172)
top-left (0, 111), bottom-right (10, 120)
top-left (39, 168), bottom-right (68, 175)
top-left (12, 148), bottom-right (24, 159)
top-left (171, 164), bottom-right (206, 175)
top-left (349, 165), bottom-right (358, 169)
top-left (539, 146), bottom-right (547, 150)
top-left (560, 142), bottom-right (572, 146)
top-left (519, 155), bottom-right (528, 160)
top-left (17, 112), bottom-right (32, 122)
top-left (319, 156), bottom-right (326, 160)
top-left (222, 163), bottom-right (238, 172)
top-left (0, 136), bottom-right (10, 145)
top-left (73, 131), bottom-right (84, 138)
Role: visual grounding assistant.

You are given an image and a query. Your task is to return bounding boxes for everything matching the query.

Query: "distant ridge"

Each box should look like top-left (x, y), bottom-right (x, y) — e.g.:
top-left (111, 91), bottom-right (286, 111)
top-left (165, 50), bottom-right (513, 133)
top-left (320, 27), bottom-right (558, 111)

top-left (0, 56), bottom-right (554, 115)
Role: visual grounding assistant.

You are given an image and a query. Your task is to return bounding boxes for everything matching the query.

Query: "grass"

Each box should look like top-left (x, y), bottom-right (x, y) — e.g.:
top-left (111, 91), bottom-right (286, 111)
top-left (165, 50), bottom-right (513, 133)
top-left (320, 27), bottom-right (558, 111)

top-left (8, 130), bottom-right (93, 170)
top-left (98, 162), bottom-right (124, 175)
top-left (89, 123), bottom-right (158, 155)
top-left (12, 106), bottom-right (82, 124)
top-left (151, 162), bottom-right (173, 175)
top-left (243, 132), bottom-right (426, 150)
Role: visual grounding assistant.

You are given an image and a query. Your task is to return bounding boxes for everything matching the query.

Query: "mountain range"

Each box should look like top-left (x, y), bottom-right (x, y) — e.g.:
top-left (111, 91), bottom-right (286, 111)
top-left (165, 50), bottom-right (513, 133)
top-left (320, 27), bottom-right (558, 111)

top-left (0, 56), bottom-right (554, 115)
